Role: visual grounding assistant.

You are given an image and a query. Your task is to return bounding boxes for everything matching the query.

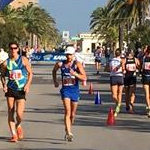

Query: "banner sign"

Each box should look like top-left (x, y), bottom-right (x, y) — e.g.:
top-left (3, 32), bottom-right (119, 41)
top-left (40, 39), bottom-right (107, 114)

top-left (0, 0), bottom-right (14, 10)
top-left (31, 52), bottom-right (66, 61)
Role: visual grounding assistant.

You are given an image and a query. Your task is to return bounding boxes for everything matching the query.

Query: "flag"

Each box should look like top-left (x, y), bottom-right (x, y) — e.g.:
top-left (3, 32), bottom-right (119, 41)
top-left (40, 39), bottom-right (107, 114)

top-left (0, 0), bottom-right (14, 11)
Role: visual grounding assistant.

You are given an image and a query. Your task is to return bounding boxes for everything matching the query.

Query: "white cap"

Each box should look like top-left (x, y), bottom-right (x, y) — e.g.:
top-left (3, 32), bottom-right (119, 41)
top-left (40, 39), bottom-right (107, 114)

top-left (65, 46), bottom-right (75, 54)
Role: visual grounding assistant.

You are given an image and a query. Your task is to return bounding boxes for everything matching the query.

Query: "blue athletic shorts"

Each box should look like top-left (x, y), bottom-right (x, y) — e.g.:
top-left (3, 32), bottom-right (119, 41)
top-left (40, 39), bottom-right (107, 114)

top-left (60, 87), bottom-right (80, 102)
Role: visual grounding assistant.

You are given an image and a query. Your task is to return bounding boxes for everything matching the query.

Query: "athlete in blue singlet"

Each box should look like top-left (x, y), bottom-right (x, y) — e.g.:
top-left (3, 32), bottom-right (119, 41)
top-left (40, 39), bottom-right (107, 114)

top-left (1, 42), bottom-right (33, 142)
top-left (52, 46), bottom-right (87, 142)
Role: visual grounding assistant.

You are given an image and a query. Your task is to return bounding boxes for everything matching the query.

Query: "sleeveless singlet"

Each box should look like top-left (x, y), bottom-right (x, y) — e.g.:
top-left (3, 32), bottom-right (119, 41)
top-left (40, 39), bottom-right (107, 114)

top-left (125, 57), bottom-right (136, 77)
top-left (7, 55), bottom-right (27, 91)
top-left (61, 60), bottom-right (79, 88)
top-left (142, 56), bottom-right (150, 76)
top-left (109, 57), bottom-right (123, 76)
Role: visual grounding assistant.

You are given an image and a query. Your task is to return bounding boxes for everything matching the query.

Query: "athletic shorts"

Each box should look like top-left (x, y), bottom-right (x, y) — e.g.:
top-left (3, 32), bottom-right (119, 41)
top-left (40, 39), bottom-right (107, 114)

top-left (124, 76), bottom-right (136, 86)
top-left (110, 76), bottom-right (124, 86)
top-left (60, 87), bottom-right (80, 102)
top-left (95, 59), bottom-right (101, 63)
top-left (141, 75), bottom-right (150, 85)
top-left (5, 88), bottom-right (26, 100)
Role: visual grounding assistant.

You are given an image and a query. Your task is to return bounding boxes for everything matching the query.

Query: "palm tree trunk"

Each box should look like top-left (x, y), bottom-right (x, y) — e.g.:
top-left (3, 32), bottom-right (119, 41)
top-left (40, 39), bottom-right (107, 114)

top-left (119, 23), bottom-right (124, 51)
top-left (30, 33), bottom-right (34, 47)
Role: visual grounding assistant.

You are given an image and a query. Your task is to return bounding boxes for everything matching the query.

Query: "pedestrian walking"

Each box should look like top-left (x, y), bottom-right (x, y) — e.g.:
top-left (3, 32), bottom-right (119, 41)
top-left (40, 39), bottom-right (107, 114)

top-left (0, 42), bottom-right (33, 142)
top-left (52, 46), bottom-right (87, 141)
top-left (123, 49), bottom-right (140, 113)
top-left (109, 48), bottom-right (124, 117)
top-left (94, 46), bottom-right (102, 75)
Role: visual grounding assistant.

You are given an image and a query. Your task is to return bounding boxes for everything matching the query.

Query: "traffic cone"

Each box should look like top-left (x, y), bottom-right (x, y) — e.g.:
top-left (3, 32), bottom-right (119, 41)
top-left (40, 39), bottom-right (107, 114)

top-left (94, 91), bottom-right (101, 104)
top-left (89, 83), bottom-right (94, 94)
top-left (107, 107), bottom-right (115, 125)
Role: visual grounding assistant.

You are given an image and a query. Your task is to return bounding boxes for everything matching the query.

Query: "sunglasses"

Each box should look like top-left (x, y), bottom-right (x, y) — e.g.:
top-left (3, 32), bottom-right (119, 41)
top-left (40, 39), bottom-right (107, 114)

top-left (10, 47), bottom-right (18, 50)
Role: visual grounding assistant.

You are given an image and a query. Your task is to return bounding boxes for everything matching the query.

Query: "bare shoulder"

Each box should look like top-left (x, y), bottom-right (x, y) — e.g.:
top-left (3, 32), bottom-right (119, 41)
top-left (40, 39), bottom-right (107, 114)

top-left (121, 58), bottom-right (125, 63)
top-left (22, 56), bottom-right (29, 65)
top-left (53, 61), bottom-right (62, 70)
top-left (76, 61), bottom-right (83, 69)
top-left (58, 61), bottom-right (63, 67)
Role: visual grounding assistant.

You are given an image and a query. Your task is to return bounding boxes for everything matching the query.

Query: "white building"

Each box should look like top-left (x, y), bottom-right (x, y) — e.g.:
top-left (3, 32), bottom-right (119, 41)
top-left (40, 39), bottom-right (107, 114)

top-left (77, 33), bottom-right (104, 54)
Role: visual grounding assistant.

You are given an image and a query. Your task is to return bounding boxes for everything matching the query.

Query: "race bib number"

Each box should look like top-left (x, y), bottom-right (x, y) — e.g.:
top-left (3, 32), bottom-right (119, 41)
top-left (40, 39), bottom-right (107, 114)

top-left (126, 64), bottom-right (136, 71)
top-left (62, 76), bottom-right (76, 86)
top-left (144, 62), bottom-right (150, 70)
top-left (9, 70), bottom-right (22, 80)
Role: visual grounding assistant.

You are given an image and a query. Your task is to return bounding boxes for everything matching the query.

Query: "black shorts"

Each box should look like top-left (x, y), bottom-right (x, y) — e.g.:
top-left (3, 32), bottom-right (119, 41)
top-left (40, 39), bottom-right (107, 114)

top-left (141, 75), bottom-right (150, 85)
top-left (124, 76), bottom-right (136, 86)
top-left (5, 88), bottom-right (26, 100)
top-left (110, 76), bottom-right (124, 86)
top-left (95, 59), bottom-right (101, 63)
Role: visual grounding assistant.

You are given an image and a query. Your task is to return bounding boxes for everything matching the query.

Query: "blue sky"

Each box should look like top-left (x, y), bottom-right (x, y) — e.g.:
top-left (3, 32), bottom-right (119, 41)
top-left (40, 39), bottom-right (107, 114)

top-left (39, 0), bottom-right (108, 37)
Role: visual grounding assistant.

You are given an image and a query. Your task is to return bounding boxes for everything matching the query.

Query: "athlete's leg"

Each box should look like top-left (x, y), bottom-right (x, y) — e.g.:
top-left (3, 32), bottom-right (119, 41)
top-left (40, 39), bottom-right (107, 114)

top-left (111, 85), bottom-right (118, 103)
top-left (16, 99), bottom-right (25, 139)
top-left (7, 97), bottom-right (16, 137)
top-left (118, 85), bottom-right (123, 105)
top-left (143, 84), bottom-right (150, 108)
top-left (124, 86), bottom-right (130, 109)
top-left (62, 98), bottom-right (72, 134)
top-left (16, 99), bottom-right (25, 127)
top-left (70, 101), bottom-right (78, 124)
top-left (130, 84), bottom-right (136, 105)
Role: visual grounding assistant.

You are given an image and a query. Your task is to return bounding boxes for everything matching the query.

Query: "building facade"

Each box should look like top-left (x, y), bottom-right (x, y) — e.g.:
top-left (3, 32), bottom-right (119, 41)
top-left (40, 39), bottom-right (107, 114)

top-left (78, 33), bottom-right (104, 54)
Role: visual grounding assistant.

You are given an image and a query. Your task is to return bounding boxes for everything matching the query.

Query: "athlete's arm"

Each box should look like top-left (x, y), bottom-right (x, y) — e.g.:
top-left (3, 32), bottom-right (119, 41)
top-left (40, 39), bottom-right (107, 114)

top-left (52, 62), bottom-right (61, 87)
top-left (73, 61), bottom-right (87, 81)
top-left (22, 56), bottom-right (33, 93)
top-left (135, 58), bottom-right (140, 70)
top-left (121, 58), bottom-right (126, 74)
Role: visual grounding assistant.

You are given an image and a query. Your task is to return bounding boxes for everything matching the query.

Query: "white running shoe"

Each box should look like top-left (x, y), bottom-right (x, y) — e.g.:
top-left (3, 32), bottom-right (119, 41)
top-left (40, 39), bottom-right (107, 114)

top-left (64, 132), bottom-right (74, 142)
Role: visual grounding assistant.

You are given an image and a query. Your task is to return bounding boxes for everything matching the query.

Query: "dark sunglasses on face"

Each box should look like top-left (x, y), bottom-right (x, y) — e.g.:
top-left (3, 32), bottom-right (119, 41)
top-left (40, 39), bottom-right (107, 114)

top-left (10, 47), bottom-right (18, 50)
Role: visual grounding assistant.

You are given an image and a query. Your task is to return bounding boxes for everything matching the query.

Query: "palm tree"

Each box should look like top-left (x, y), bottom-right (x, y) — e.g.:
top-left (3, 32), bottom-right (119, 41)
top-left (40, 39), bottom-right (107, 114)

top-left (90, 6), bottom-right (118, 52)
top-left (17, 2), bottom-right (59, 48)
top-left (107, 0), bottom-right (150, 26)
top-left (0, 6), bottom-right (27, 49)
top-left (107, 0), bottom-right (150, 50)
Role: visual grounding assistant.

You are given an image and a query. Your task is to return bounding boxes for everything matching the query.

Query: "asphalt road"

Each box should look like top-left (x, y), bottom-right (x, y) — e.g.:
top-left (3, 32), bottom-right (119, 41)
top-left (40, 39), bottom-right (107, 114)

top-left (0, 63), bottom-right (150, 150)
